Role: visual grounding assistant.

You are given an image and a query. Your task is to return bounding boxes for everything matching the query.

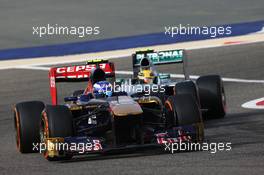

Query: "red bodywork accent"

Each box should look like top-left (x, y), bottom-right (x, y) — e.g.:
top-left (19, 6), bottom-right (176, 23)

top-left (256, 100), bottom-right (264, 106)
top-left (49, 62), bottom-right (115, 105)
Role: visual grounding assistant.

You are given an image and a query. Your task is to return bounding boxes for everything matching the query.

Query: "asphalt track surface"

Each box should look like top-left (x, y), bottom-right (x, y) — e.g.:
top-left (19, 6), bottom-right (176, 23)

top-left (0, 42), bottom-right (264, 175)
top-left (1, 0), bottom-right (264, 49)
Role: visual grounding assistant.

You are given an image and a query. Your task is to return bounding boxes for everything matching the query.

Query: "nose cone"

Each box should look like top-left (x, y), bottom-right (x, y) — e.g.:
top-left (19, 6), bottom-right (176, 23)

top-left (109, 96), bottom-right (143, 116)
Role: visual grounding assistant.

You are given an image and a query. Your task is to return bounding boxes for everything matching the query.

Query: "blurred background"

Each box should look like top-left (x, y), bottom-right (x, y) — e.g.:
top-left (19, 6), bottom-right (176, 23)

top-left (0, 0), bottom-right (263, 49)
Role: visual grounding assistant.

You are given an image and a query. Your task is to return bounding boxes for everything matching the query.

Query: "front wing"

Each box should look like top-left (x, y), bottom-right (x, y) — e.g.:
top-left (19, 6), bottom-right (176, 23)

top-left (43, 123), bottom-right (203, 158)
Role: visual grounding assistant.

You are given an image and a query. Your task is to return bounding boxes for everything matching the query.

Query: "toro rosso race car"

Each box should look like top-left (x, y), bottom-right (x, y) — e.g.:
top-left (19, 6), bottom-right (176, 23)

top-left (13, 50), bottom-right (225, 161)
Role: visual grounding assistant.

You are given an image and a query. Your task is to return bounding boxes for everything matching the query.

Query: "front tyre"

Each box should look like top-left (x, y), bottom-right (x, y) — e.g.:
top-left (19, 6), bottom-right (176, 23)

top-left (40, 105), bottom-right (73, 161)
top-left (14, 101), bottom-right (44, 153)
top-left (164, 94), bottom-right (202, 126)
top-left (174, 80), bottom-right (200, 107)
top-left (164, 94), bottom-right (204, 142)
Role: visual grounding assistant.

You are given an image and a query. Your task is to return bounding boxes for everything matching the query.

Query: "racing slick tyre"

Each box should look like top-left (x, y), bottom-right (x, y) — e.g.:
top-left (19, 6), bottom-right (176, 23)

top-left (196, 75), bottom-right (226, 119)
top-left (40, 105), bottom-right (73, 161)
top-left (14, 101), bottom-right (45, 153)
top-left (174, 81), bottom-right (200, 107)
top-left (72, 89), bottom-right (84, 97)
top-left (164, 94), bottom-right (202, 127)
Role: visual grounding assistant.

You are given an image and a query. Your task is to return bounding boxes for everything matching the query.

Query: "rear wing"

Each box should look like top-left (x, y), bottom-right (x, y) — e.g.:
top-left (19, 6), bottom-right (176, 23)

top-left (132, 49), bottom-right (189, 79)
top-left (49, 60), bottom-right (115, 105)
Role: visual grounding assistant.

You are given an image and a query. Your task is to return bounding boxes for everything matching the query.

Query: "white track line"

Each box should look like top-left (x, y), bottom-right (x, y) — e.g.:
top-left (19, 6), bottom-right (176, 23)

top-left (16, 65), bottom-right (264, 84)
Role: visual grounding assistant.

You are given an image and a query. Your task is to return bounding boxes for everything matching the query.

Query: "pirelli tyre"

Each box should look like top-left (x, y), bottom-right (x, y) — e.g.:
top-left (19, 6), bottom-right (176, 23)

top-left (196, 75), bottom-right (226, 119)
top-left (174, 81), bottom-right (200, 107)
top-left (164, 94), bottom-right (204, 142)
top-left (164, 94), bottom-right (202, 127)
top-left (14, 101), bottom-right (45, 153)
top-left (40, 105), bottom-right (73, 161)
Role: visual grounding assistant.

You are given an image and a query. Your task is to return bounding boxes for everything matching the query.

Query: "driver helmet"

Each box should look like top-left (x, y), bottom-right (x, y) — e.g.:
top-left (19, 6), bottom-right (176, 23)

top-left (93, 81), bottom-right (112, 97)
top-left (138, 68), bottom-right (156, 84)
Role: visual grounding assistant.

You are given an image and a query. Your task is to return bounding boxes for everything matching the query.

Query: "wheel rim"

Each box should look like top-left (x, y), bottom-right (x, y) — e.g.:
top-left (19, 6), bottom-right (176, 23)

top-left (39, 119), bottom-right (45, 143)
top-left (14, 108), bottom-right (21, 151)
top-left (41, 111), bottom-right (49, 158)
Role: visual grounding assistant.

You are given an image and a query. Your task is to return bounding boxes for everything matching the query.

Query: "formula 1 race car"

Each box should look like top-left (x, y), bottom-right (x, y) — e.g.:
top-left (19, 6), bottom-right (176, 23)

top-left (14, 59), bottom-right (205, 161)
top-left (129, 49), bottom-right (226, 119)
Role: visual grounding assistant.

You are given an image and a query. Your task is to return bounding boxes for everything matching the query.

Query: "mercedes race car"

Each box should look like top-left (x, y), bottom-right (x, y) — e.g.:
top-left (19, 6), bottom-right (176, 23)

top-left (13, 50), bottom-right (225, 161)
top-left (129, 49), bottom-right (226, 119)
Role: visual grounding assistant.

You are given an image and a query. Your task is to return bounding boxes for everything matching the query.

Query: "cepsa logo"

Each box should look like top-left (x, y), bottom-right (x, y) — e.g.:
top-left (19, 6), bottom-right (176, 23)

top-left (56, 64), bottom-right (107, 74)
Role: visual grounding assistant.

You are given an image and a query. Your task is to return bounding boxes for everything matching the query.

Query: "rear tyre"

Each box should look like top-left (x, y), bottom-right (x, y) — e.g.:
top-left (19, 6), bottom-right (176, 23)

top-left (14, 101), bottom-right (44, 153)
top-left (40, 105), bottom-right (73, 161)
top-left (196, 75), bottom-right (226, 119)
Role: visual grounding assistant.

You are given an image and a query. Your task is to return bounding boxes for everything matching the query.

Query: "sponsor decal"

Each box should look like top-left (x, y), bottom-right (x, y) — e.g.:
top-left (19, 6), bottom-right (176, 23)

top-left (135, 50), bottom-right (184, 65)
top-left (50, 76), bottom-right (56, 87)
top-left (155, 129), bottom-right (191, 144)
top-left (56, 63), bottom-right (107, 74)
